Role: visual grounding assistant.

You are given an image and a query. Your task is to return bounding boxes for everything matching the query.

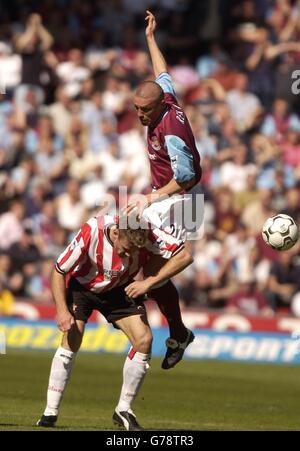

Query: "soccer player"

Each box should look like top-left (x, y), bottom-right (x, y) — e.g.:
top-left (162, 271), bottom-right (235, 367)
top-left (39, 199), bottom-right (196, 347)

top-left (127, 11), bottom-right (202, 369)
top-left (37, 214), bottom-right (193, 430)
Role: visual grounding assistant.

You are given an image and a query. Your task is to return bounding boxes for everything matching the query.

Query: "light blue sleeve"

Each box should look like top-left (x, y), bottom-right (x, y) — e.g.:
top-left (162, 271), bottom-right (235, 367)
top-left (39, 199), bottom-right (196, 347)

top-left (165, 135), bottom-right (195, 183)
top-left (155, 72), bottom-right (176, 96)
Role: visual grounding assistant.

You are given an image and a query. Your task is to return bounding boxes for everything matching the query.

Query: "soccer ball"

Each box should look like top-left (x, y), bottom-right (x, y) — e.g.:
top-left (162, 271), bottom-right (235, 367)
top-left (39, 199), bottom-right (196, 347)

top-left (262, 214), bottom-right (298, 251)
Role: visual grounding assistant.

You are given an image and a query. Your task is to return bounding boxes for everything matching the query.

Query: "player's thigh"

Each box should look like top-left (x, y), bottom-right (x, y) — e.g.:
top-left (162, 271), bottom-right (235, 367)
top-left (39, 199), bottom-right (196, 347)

top-left (115, 314), bottom-right (152, 353)
top-left (61, 319), bottom-right (85, 352)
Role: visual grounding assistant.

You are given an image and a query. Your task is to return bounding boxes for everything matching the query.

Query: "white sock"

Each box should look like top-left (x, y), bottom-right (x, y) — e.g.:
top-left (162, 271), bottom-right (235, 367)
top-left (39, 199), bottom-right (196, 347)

top-left (43, 347), bottom-right (76, 417)
top-left (116, 348), bottom-right (151, 413)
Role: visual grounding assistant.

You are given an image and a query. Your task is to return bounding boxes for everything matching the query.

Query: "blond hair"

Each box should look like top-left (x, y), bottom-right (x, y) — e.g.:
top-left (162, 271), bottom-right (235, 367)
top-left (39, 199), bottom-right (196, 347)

top-left (118, 215), bottom-right (148, 248)
top-left (118, 227), bottom-right (148, 248)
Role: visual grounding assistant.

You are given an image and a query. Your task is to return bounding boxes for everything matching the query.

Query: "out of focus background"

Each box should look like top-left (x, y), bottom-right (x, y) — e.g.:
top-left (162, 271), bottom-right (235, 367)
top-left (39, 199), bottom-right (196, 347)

top-left (1, 0), bottom-right (300, 360)
top-left (2, 0), bottom-right (300, 432)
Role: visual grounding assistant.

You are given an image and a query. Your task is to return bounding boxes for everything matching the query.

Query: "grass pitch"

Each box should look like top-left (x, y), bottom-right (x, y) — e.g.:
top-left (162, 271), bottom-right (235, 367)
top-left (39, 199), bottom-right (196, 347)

top-left (0, 350), bottom-right (300, 431)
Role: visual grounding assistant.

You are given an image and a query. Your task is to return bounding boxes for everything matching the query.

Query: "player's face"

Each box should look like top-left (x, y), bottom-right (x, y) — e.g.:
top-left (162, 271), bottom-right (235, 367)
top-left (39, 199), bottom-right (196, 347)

top-left (134, 95), bottom-right (164, 126)
top-left (115, 236), bottom-right (137, 258)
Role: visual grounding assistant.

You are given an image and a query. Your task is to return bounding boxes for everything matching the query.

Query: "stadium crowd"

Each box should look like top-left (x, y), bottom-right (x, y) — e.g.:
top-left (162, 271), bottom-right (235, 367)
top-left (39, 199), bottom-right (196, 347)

top-left (1, 0), bottom-right (300, 318)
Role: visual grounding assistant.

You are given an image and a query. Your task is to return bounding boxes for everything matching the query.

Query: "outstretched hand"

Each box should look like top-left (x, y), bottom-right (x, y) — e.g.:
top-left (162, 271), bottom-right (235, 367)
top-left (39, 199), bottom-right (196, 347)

top-left (145, 10), bottom-right (157, 38)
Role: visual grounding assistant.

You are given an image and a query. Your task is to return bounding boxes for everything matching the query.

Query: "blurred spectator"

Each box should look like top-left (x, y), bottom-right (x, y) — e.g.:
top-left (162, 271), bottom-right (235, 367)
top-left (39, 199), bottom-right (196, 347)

top-left (224, 222), bottom-right (256, 283)
top-left (196, 41), bottom-right (228, 80)
top-left (0, 280), bottom-right (15, 317)
top-left (8, 228), bottom-right (41, 273)
top-left (26, 114), bottom-right (64, 154)
top-left (45, 225), bottom-right (68, 259)
top-left (218, 143), bottom-right (256, 192)
top-left (80, 90), bottom-right (117, 150)
top-left (0, 252), bottom-right (23, 297)
top-left (233, 169), bottom-right (260, 214)
top-left (282, 188), bottom-right (300, 223)
top-left (66, 138), bottom-right (98, 182)
top-left (10, 155), bottom-right (36, 195)
top-left (56, 179), bottom-right (87, 232)
top-left (97, 141), bottom-right (126, 188)
top-left (27, 257), bottom-right (53, 304)
top-left (14, 13), bottom-right (55, 107)
top-left (56, 48), bottom-right (91, 97)
top-left (25, 176), bottom-right (52, 217)
top-left (48, 86), bottom-right (74, 137)
top-left (163, 11), bottom-right (199, 64)
top-left (281, 129), bottom-right (300, 168)
top-left (226, 72), bottom-right (263, 132)
top-left (89, 114), bottom-right (118, 154)
top-left (0, 199), bottom-right (25, 250)
top-left (267, 248), bottom-right (300, 311)
top-left (214, 187), bottom-right (239, 237)
top-left (0, 42), bottom-right (21, 96)
top-left (169, 58), bottom-right (199, 95)
top-left (241, 189), bottom-right (274, 234)
top-left (101, 76), bottom-right (131, 115)
top-left (248, 245), bottom-right (271, 290)
top-left (0, 1), bottom-right (300, 316)
top-left (119, 117), bottom-right (151, 193)
top-left (260, 98), bottom-right (300, 142)
top-left (226, 279), bottom-right (273, 317)
top-left (80, 164), bottom-right (106, 210)
top-left (34, 138), bottom-right (68, 185)
top-left (31, 199), bottom-right (59, 254)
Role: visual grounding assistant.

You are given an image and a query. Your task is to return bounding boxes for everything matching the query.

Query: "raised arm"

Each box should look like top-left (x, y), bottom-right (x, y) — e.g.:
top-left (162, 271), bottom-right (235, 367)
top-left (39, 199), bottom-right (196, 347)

top-left (145, 10), bottom-right (167, 77)
top-left (124, 246), bottom-right (193, 298)
top-left (265, 41), bottom-right (300, 60)
top-left (16, 13), bottom-right (53, 52)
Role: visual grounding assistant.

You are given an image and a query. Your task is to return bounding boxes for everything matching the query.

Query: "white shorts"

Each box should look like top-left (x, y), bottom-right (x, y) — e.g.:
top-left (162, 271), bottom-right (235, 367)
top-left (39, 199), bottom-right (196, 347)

top-left (143, 193), bottom-right (203, 241)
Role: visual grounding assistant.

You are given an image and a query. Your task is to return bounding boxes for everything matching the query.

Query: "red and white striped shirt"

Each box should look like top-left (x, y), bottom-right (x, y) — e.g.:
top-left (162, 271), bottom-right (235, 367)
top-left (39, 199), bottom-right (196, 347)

top-left (55, 215), bottom-right (184, 293)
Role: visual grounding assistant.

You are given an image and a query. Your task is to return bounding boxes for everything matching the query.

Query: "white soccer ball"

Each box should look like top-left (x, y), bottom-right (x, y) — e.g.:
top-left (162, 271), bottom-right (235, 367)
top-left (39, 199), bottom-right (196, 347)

top-left (262, 214), bottom-right (299, 251)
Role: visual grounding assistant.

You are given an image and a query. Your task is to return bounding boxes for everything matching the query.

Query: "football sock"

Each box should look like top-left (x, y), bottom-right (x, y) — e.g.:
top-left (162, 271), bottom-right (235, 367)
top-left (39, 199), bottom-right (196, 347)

top-left (151, 280), bottom-right (187, 341)
top-left (117, 348), bottom-right (151, 412)
top-left (43, 347), bottom-right (76, 417)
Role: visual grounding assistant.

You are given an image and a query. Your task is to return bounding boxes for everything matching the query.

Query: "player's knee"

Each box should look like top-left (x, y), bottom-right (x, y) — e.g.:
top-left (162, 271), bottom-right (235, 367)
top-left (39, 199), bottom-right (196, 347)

top-left (133, 330), bottom-right (153, 353)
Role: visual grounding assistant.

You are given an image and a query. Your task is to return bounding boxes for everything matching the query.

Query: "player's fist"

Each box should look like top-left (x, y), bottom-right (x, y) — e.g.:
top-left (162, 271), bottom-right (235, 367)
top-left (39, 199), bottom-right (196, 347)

top-left (56, 310), bottom-right (74, 333)
top-left (145, 10), bottom-right (157, 38)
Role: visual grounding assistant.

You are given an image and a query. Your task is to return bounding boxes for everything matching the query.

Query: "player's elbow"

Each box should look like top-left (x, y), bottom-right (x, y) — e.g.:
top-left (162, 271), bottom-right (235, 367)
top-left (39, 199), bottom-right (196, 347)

top-left (185, 252), bottom-right (194, 267)
top-left (177, 176), bottom-right (196, 190)
top-left (177, 248), bottom-right (194, 268)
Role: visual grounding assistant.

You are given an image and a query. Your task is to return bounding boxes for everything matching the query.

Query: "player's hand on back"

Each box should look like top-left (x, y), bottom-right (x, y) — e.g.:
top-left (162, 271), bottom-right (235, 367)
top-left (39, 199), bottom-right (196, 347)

top-left (125, 280), bottom-right (152, 298)
top-left (56, 309), bottom-right (74, 333)
top-left (124, 194), bottom-right (152, 219)
top-left (145, 10), bottom-right (157, 38)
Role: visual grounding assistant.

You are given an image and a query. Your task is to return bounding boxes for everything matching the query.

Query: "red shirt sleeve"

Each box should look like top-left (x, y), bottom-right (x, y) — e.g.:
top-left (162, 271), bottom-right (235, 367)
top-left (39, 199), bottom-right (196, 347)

top-left (55, 222), bottom-right (92, 274)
